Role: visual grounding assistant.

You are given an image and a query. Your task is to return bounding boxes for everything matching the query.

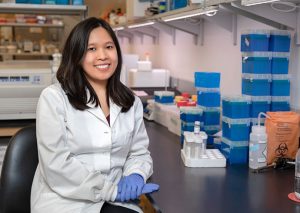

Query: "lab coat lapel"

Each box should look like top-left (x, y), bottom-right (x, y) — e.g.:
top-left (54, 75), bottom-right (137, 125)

top-left (86, 103), bottom-right (107, 123)
top-left (110, 99), bottom-right (121, 127)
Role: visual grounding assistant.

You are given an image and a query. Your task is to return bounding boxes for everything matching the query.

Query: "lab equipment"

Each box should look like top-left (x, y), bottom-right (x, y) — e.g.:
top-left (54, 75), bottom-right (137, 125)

top-left (154, 91), bottom-right (174, 104)
top-left (0, 60), bottom-right (52, 120)
top-left (249, 112), bottom-right (268, 170)
top-left (128, 69), bottom-right (170, 88)
top-left (295, 149), bottom-right (300, 199)
top-left (194, 72), bottom-right (220, 88)
top-left (222, 95), bottom-right (251, 119)
top-left (196, 87), bottom-right (221, 107)
top-left (271, 74), bottom-right (290, 96)
top-left (271, 52), bottom-right (289, 74)
top-left (271, 96), bottom-right (290, 112)
top-left (242, 73), bottom-right (271, 96)
top-left (221, 137), bottom-right (249, 164)
top-left (117, 173), bottom-right (144, 202)
top-left (242, 52), bottom-right (272, 74)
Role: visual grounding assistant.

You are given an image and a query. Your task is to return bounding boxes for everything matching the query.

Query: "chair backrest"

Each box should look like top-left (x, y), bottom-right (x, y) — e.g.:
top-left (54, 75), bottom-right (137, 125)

top-left (0, 125), bottom-right (38, 213)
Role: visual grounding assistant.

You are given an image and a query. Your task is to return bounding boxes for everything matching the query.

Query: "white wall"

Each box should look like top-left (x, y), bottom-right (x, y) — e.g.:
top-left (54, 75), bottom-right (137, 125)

top-left (119, 7), bottom-right (300, 111)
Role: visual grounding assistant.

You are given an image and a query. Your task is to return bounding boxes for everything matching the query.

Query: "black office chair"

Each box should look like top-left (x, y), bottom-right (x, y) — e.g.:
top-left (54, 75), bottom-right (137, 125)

top-left (0, 125), bottom-right (161, 213)
top-left (0, 125), bottom-right (37, 213)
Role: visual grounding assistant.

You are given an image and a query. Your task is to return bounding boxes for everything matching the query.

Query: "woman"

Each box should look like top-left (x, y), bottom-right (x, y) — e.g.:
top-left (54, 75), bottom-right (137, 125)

top-left (31, 17), bottom-right (158, 213)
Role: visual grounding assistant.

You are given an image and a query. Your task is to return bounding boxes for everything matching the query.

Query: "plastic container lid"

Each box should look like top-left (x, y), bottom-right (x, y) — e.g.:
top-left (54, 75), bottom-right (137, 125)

top-left (222, 137), bottom-right (249, 147)
top-left (242, 29), bottom-right (270, 35)
top-left (270, 30), bottom-right (291, 36)
top-left (222, 116), bottom-right (251, 125)
top-left (242, 52), bottom-right (272, 58)
top-left (180, 106), bottom-right (203, 114)
top-left (242, 73), bottom-right (272, 80)
top-left (250, 95), bottom-right (271, 103)
top-left (154, 91), bottom-right (175, 97)
top-left (272, 52), bottom-right (290, 58)
top-left (272, 74), bottom-right (290, 80)
top-left (271, 96), bottom-right (291, 102)
top-left (197, 105), bottom-right (221, 112)
top-left (203, 125), bottom-right (221, 131)
top-left (251, 118), bottom-right (266, 124)
top-left (222, 95), bottom-right (251, 103)
top-left (196, 87), bottom-right (220, 92)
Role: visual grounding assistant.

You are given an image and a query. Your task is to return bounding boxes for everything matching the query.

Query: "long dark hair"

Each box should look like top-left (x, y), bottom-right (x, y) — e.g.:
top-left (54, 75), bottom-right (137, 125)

top-left (56, 17), bottom-right (134, 112)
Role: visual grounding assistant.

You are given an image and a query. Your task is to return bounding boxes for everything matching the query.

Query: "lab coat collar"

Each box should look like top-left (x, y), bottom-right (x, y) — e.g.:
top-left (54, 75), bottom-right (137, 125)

top-left (86, 89), bottom-right (121, 127)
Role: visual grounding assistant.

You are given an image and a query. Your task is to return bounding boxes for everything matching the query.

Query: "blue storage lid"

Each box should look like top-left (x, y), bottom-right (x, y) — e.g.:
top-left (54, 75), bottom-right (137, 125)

top-left (154, 91), bottom-right (174, 97)
top-left (180, 106), bottom-right (203, 115)
top-left (222, 116), bottom-right (251, 125)
top-left (242, 52), bottom-right (272, 58)
top-left (222, 137), bottom-right (249, 147)
top-left (249, 95), bottom-right (271, 103)
top-left (270, 30), bottom-right (291, 37)
top-left (222, 95), bottom-right (251, 103)
top-left (271, 96), bottom-right (290, 102)
top-left (242, 73), bottom-right (272, 81)
top-left (196, 87), bottom-right (220, 92)
top-left (272, 74), bottom-right (290, 80)
top-left (242, 29), bottom-right (270, 36)
top-left (272, 52), bottom-right (290, 58)
top-left (251, 118), bottom-right (266, 125)
top-left (203, 125), bottom-right (221, 131)
top-left (197, 105), bottom-right (221, 112)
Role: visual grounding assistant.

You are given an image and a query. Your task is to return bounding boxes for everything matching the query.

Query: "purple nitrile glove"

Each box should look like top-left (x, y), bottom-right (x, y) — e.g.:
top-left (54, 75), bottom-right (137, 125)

top-left (116, 173), bottom-right (144, 202)
top-left (142, 183), bottom-right (160, 194)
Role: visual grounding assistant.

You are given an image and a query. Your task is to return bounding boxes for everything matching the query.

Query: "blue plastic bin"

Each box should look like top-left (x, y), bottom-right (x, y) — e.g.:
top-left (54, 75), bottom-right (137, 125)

top-left (56, 0), bottom-right (69, 4)
top-left (222, 117), bottom-right (251, 141)
top-left (198, 106), bottom-right (220, 126)
top-left (170, 0), bottom-right (187, 10)
top-left (180, 107), bottom-right (203, 122)
top-left (16, 0), bottom-right (28, 3)
top-left (222, 95), bottom-right (251, 118)
top-left (242, 74), bottom-right (271, 96)
top-left (72, 0), bottom-right (83, 4)
top-left (271, 75), bottom-right (290, 96)
top-left (197, 88), bottom-right (220, 107)
top-left (269, 30), bottom-right (291, 52)
top-left (28, 0), bottom-right (42, 3)
top-left (221, 137), bottom-right (249, 164)
top-left (194, 72), bottom-right (220, 88)
top-left (242, 52), bottom-right (272, 74)
top-left (250, 96), bottom-right (271, 118)
top-left (241, 30), bottom-right (270, 52)
top-left (271, 96), bottom-right (290, 111)
top-left (271, 52), bottom-right (289, 74)
top-left (154, 91), bottom-right (174, 104)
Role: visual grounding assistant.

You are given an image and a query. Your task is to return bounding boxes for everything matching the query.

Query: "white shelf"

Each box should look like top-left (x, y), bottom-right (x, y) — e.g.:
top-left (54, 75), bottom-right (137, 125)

top-left (0, 23), bottom-right (64, 28)
top-left (0, 52), bottom-right (53, 56)
top-left (0, 3), bottom-right (87, 16)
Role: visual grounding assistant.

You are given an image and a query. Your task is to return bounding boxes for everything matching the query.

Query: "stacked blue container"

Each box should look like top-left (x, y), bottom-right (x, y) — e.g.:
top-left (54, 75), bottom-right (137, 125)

top-left (194, 72), bottom-right (221, 146)
top-left (241, 30), bottom-right (272, 125)
top-left (179, 107), bottom-right (203, 145)
top-left (221, 96), bottom-right (251, 164)
top-left (269, 30), bottom-right (291, 112)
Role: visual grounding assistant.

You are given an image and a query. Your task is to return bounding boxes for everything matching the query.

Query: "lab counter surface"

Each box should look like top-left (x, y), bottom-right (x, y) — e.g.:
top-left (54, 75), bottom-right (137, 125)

top-left (145, 121), bottom-right (299, 213)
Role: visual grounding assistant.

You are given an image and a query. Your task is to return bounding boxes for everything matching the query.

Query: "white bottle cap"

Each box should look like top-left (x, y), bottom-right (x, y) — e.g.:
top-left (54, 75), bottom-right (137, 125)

top-left (252, 125), bottom-right (266, 134)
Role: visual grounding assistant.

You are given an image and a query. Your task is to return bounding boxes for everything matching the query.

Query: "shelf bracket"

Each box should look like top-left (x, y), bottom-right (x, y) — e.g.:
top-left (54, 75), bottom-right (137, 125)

top-left (232, 13), bottom-right (237, 46)
top-left (153, 22), bottom-right (176, 45)
top-left (133, 31), bottom-right (144, 44)
top-left (221, 3), bottom-right (294, 30)
top-left (296, 9), bottom-right (300, 46)
top-left (130, 26), bottom-right (159, 45)
top-left (116, 30), bottom-right (133, 44)
top-left (157, 19), bottom-right (201, 45)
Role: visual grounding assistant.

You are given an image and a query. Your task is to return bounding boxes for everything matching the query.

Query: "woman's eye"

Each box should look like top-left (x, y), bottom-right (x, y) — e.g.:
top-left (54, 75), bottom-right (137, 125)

top-left (88, 47), bottom-right (96, 51)
top-left (107, 45), bottom-right (114, 49)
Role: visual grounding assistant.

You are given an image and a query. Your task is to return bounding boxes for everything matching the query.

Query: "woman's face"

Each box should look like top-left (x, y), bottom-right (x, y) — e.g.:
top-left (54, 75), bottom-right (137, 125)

top-left (82, 26), bottom-right (118, 87)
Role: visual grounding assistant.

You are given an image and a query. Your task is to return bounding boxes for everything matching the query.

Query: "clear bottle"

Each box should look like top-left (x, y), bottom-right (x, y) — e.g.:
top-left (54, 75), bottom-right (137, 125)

top-left (294, 148), bottom-right (300, 199)
top-left (249, 125), bottom-right (267, 169)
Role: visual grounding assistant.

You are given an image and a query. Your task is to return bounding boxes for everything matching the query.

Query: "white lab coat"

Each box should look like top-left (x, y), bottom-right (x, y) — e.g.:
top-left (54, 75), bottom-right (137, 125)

top-left (31, 83), bottom-right (153, 213)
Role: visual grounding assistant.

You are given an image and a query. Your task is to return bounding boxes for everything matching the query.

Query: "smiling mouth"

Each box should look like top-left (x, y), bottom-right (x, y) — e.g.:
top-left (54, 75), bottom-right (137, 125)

top-left (95, 64), bottom-right (110, 70)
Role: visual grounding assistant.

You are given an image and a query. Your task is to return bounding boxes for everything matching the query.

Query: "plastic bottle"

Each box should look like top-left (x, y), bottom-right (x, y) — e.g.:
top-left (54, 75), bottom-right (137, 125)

top-left (249, 112), bottom-right (268, 169)
top-left (294, 148), bottom-right (300, 199)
